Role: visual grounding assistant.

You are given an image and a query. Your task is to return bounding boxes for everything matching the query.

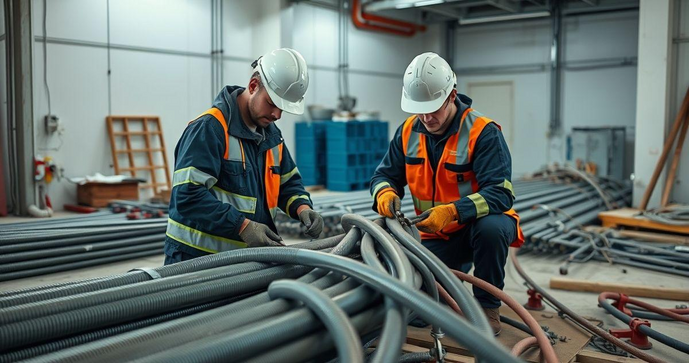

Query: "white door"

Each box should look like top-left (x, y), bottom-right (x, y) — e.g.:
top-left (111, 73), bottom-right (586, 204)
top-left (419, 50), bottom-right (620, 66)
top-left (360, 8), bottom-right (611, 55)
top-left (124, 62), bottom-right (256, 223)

top-left (466, 81), bottom-right (514, 150)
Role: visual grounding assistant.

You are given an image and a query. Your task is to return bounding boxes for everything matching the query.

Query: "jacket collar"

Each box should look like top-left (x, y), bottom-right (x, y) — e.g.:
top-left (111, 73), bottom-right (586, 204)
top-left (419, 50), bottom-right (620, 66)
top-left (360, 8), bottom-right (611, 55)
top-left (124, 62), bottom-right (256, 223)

top-left (212, 86), bottom-right (283, 147)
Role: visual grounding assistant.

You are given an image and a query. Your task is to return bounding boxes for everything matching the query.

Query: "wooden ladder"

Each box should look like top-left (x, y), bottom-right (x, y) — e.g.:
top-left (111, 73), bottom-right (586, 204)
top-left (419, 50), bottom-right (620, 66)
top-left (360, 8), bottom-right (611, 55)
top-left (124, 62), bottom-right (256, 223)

top-left (106, 116), bottom-right (171, 195)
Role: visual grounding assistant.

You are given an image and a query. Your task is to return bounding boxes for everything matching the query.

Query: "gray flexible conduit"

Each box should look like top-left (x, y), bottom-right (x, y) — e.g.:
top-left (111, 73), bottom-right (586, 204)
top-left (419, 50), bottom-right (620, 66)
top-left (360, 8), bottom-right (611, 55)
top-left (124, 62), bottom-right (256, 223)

top-left (0, 234), bottom-right (346, 307)
top-left (21, 231), bottom-right (362, 362)
top-left (156, 246), bottom-right (518, 362)
top-left (384, 217), bottom-right (494, 339)
top-left (127, 281), bottom-right (373, 363)
top-left (267, 280), bottom-right (363, 363)
top-left (361, 233), bottom-right (409, 363)
top-left (0, 265), bottom-right (310, 350)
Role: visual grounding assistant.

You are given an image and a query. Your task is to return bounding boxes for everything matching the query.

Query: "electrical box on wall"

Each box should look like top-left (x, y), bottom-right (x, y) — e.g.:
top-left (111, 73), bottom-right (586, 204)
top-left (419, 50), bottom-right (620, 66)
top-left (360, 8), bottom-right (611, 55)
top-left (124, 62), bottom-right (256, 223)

top-left (44, 115), bottom-right (60, 134)
top-left (568, 127), bottom-right (627, 181)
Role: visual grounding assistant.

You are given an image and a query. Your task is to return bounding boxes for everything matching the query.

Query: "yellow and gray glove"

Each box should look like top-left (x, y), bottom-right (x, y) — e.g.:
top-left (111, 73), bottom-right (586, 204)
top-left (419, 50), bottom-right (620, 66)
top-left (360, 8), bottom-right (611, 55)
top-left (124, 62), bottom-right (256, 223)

top-left (298, 208), bottom-right (324, 238)
top-left (376, 188), bottom-right (401, 218)
top-left (239, 220), bottom-right (285, 247)
top-left (414, 204), bottom-right (459, 234)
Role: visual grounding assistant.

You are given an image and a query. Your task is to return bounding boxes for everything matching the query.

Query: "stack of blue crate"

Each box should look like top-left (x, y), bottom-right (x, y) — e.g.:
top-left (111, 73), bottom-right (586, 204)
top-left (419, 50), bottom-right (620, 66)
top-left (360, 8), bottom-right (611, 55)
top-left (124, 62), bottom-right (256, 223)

top-left (326, 120), bottom-right (388, 191)
top-left (295, 121), bottom-right (329, 186)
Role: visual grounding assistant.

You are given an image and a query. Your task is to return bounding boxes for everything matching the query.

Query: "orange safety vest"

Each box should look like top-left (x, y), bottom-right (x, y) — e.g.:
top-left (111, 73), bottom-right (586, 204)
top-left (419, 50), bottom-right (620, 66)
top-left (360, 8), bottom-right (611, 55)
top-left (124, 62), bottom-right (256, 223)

top-left (192, 108), bottom-right (283, 220)
top-left (402, 108), bottom-right (524, 247)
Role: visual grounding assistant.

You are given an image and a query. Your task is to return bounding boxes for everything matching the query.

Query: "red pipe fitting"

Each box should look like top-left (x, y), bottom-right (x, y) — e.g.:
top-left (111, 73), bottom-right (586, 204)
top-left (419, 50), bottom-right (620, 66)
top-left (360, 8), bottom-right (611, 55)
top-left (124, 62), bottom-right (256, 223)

top-left (609, 318), bottom-right (653, 350)
top-left (524, 288), bottom-right (545, 311)
top-left (613, 293), bottom-right (633, 316)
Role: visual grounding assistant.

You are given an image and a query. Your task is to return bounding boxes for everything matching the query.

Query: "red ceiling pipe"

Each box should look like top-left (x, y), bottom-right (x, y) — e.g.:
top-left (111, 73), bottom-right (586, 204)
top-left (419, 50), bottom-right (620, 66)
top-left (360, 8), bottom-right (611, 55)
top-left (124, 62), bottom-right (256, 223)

top-left (358, 0), bottom-right (426, 31)
top-left (351, 0), bottom-right (425, 37)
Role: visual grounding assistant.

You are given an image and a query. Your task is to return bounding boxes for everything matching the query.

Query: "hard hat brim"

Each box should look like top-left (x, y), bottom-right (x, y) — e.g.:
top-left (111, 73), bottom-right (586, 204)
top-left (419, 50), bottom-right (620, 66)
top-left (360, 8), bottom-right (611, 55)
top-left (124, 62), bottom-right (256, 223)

top-left (401, 91), bottom-right (447, 115)
top-left (263, 81), bottom-right (305, 115)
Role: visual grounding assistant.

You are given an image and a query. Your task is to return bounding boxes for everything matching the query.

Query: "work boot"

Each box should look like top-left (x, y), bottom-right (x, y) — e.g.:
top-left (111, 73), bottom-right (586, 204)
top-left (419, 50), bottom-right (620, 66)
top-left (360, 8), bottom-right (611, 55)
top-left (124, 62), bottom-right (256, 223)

top-left (482, 307), bottom-right (502, 336)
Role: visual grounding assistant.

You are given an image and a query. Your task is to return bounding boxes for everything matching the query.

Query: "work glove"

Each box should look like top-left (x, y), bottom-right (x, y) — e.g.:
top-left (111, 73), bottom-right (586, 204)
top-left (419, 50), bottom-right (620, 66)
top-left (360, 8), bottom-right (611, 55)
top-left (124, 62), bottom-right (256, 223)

top-left (298, 208), bottom-right (324, 238)
top-left (239, 220), bottom-right (285, 247)
top-left (376, 188), bottom-right (401, 218)
top-left (414, 204), bottom-right (459, 234)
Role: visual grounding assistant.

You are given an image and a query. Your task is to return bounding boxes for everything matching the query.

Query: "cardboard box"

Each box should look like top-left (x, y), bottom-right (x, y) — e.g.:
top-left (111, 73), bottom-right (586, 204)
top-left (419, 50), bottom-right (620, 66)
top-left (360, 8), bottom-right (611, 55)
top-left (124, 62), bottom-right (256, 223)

top-left (77, 181), bottom-right (139, 207)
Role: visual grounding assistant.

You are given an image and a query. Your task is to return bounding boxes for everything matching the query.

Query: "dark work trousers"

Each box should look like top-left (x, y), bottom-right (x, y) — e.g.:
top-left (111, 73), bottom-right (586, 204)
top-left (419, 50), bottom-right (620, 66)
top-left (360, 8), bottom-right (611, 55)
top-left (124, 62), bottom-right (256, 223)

top-left (421, 213), bottom-right (518, 309)
top-left (163, 240), bottom-right (211, 265)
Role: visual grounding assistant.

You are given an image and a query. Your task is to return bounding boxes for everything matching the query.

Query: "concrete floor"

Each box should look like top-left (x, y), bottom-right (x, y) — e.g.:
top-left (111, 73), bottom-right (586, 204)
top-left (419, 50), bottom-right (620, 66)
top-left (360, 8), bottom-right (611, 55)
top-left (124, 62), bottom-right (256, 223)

top-left (1, 214), bottom-right (687, 362)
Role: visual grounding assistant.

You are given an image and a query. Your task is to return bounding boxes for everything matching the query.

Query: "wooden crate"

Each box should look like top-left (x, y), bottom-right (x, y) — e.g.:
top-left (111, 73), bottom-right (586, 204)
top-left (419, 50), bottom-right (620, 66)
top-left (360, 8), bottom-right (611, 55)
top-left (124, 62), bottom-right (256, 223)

top-left (77, 181), bottom-right (139, 207)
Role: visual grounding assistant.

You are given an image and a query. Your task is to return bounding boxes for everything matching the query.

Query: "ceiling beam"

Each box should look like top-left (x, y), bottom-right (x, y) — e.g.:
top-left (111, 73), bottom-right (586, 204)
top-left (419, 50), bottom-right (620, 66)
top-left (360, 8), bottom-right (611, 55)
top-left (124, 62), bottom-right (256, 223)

top-left (579, 0), bottom-right (600, 5)
top-left (486, 0), bottom-right (520, 13)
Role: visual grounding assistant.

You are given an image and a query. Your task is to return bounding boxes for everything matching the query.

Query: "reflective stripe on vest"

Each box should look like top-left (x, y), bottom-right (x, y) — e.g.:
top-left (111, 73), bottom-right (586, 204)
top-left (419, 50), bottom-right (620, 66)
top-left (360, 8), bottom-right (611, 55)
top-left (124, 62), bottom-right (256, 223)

top-left (401, 109), bottom-right (524, 247)
top-left (166, 218), bottom-right (247, 253)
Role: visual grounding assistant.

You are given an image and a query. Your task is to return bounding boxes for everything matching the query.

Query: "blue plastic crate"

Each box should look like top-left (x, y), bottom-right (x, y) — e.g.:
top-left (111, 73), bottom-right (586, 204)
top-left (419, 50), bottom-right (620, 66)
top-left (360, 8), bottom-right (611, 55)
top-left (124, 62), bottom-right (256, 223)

top-left (296, 121), bottom-right (329, 171)
top-left (326, 180), bottom-right (368, 192)
top-left (300, 165), bottom-right (324, 186)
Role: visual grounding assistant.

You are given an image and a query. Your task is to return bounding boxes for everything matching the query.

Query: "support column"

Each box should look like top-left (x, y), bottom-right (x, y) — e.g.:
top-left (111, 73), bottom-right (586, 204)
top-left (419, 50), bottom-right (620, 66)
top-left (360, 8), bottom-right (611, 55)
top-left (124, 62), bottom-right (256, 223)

top-left (5, 0), bottom-right (35, 215)
top-left (633, 0), bottom-right (674, 208)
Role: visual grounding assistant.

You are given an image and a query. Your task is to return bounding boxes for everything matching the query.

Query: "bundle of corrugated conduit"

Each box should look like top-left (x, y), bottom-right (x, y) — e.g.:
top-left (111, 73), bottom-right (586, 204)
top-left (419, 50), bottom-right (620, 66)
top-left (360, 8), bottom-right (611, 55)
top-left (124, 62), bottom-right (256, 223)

top-left (0, 214), bottom-right (568, 363)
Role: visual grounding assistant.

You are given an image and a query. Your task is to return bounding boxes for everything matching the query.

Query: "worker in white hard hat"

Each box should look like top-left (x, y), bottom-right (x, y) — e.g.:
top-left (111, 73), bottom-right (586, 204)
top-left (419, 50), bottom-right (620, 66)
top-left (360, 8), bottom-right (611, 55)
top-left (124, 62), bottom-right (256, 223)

top-left (164, 48), bottom-right (323, 264)
top-left (370, 52), bottom-right (524, 335)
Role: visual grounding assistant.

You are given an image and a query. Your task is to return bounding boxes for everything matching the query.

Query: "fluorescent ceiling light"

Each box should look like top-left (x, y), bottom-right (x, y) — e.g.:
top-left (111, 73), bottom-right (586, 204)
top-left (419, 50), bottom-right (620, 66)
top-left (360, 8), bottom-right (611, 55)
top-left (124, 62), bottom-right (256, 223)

top-left (415, 0), bottom-right (445, 6)
top-left (395, 2), bottom-right (415, 9)
top-left (459, 10), bottom-right (550, 25)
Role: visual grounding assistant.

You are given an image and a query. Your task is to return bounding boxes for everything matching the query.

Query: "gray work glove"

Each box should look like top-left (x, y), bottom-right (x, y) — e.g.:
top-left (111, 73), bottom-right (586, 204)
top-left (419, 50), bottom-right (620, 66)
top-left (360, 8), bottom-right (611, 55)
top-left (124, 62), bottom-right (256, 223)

top-left (239, 220), bottom-right (285, 247)
top-left (298, 208), bottom-right (324, 238)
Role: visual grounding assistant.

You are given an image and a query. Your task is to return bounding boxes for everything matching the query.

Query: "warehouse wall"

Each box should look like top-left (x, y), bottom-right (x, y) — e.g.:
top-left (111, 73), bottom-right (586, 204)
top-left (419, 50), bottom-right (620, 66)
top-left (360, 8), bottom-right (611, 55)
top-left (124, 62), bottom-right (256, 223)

top-left (29, 0), bottom-right (440, 210)
top-left (284, 2), bottom-right (441, 154)
top-left (31, 0), bottom-right (215, 209)
top-left (453, 11), bottom-right (639, 177)
top-left (671, 0), bottom-right (689, 204)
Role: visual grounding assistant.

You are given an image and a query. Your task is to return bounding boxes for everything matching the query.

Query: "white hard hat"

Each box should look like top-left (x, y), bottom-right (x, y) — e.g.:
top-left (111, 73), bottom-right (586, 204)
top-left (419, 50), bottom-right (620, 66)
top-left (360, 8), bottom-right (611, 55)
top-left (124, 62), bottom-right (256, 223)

top-left (253, 48), bottom-right (309, 115)
top-left (401, 52), bottom-right (456, 114)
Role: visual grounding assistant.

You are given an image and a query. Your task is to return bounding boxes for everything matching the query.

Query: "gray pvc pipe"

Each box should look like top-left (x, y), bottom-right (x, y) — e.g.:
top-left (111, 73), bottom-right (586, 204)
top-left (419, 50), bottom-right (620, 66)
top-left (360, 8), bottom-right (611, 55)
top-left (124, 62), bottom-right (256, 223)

top-left (384, 218), bottom-right (494, 339)
top-left (268, 280), bottom-right (363, 363)
top-left (361, 233), bottom-right (408, 363)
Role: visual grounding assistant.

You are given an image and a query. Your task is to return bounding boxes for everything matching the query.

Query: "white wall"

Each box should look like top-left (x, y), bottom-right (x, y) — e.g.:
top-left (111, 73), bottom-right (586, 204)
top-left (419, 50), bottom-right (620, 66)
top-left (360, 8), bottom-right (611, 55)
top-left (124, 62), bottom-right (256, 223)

top-left (25, 0), bottom-right (440, 210)
top-left (671, 0), bottom-right (689, 204)
top-left (453, 11), bottom-right (639, 177)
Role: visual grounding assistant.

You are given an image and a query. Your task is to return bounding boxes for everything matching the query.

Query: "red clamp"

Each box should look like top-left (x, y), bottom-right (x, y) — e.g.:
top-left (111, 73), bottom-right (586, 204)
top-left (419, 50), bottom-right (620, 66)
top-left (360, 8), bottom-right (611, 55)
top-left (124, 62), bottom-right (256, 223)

top-left (609, 318), bottom-right (652, 350)
top-left (524, 289), bottom-right (545, 311)
top-left (613, 294), bottom-right (633, 316)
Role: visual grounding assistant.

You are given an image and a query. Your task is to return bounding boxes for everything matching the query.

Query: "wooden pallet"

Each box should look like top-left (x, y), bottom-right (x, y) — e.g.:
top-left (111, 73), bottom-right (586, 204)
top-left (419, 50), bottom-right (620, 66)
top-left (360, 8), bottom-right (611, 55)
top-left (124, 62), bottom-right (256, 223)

top-left (106, 116), bottom-right (171, 195)
top-left (400, 344), bottom-right (640, 363)
top-left (406, 306), bottom-right (595, 363)
top-left (598, 208), bottom-right (689, 235)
